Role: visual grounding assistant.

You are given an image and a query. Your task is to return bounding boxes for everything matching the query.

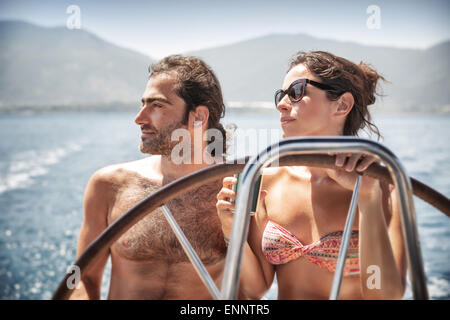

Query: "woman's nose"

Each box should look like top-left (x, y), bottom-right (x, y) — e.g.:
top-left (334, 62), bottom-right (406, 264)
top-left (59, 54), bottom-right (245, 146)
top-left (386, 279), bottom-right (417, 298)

top-left (276, 96), bottom-right (292, 113)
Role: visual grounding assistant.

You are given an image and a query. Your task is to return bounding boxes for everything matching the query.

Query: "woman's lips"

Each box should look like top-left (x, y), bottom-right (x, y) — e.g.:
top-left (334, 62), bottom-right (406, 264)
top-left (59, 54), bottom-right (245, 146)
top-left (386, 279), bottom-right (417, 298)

top-left (280, 117), bottom-right (295, 125)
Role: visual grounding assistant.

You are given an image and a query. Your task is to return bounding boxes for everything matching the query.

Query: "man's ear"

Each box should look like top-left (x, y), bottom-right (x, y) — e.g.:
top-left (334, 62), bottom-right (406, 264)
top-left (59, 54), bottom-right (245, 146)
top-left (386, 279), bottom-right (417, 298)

top-left (189, 105), bottom-right (210, 129)
top-left (334, 92), bottom-right (354, 117)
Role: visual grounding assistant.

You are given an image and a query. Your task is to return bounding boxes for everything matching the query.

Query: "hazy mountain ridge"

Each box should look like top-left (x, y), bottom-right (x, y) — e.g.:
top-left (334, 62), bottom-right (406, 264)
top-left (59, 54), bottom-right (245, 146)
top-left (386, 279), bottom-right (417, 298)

top-left (0, 20), bottom-right (153, 107)
top-left (189, 33), bottom-right (450, 112)
top-left (0, 20), bottom-right (448, 113)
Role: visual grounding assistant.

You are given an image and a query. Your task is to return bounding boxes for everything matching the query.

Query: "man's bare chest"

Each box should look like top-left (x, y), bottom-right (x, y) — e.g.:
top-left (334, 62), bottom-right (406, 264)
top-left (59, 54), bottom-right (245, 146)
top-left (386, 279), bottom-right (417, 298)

top-left (108, 178), bottom-right (226, 264)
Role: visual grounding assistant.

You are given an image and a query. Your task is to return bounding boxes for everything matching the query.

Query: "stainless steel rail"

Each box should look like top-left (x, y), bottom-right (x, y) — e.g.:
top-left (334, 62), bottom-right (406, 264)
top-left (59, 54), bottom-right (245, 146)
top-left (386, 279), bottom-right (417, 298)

top-left (161, 205), bottom-right (221, 299)
top-left (221, 137), bottom-right (428, 300)
top-left (329, 175), bottom-right (361, 300)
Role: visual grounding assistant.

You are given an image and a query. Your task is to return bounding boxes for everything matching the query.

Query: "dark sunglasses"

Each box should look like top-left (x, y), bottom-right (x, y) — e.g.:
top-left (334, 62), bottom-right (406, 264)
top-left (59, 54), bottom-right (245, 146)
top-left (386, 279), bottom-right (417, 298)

top-left (274, 78), bottom-right (336, 107)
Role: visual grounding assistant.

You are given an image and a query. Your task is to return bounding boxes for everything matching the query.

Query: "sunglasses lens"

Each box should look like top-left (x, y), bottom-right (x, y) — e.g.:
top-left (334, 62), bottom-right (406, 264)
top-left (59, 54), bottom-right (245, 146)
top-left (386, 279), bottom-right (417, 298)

top-left (275, 80), bottom-right (305, 107)
top-left (274, 90), bottom-right (284, 107)
top-left (289, 82), bottom-right (304, 101)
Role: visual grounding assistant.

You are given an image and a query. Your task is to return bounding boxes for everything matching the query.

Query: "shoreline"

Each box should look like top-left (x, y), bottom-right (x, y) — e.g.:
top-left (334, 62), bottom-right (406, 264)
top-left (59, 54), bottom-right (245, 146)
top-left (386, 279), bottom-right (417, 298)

top-left (1, 106), bottom-right (449, 116)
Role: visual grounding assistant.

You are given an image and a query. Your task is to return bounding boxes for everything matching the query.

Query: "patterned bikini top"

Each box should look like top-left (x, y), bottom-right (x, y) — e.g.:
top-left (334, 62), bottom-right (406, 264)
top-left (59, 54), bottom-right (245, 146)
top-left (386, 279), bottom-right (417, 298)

top-left (262, 220), bottom-right (360, 276)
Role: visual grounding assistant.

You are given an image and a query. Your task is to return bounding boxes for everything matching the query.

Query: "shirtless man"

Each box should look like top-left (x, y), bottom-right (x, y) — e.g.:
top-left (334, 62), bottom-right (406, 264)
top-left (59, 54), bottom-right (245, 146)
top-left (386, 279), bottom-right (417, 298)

top-left (70, 55), bottom-right (231, 299)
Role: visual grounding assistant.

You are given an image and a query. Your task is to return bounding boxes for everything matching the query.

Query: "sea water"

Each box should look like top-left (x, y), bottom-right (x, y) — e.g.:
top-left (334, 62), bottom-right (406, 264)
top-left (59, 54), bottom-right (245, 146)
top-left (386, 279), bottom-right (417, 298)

top-left (0, 111), bottom-right (448, 299)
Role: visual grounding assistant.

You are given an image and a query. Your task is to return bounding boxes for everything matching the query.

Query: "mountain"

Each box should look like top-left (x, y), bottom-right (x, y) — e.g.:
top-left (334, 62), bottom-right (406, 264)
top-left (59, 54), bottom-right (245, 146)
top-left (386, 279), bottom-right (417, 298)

top-left (189, 34), bottom-right (450, 112)
top-left (0, 20), bottom-right (449, 112)
top-left (0, 20), bottom-right (153, 108)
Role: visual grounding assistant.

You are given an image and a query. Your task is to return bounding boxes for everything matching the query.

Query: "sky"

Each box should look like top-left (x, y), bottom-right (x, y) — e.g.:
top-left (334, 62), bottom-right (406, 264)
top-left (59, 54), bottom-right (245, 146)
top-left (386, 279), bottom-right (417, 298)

top-left (0, 0), bottom-right (449, 58)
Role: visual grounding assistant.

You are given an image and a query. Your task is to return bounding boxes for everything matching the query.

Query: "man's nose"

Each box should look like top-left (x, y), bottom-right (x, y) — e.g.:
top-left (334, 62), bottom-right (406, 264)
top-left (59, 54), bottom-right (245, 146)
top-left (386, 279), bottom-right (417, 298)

top-left (135, 105), bottom-right (150, 126)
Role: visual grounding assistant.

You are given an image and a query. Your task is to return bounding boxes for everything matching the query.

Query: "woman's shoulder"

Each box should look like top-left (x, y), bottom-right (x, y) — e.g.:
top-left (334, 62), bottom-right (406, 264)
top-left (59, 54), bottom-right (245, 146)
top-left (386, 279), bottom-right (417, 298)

top-left (262, 166), bottom-right (305, 182)
top-left (262, 166), bottom-right (292, 175)
top-left (260, 167), bottom-right (294, 191)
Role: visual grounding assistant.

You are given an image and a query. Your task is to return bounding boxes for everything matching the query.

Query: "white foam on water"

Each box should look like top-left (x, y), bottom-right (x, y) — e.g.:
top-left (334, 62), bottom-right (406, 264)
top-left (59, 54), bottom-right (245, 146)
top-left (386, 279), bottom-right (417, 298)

top-left (427, 276), bottom-right (450, 299)
top-left (0, 142), bottom-right (85, 195)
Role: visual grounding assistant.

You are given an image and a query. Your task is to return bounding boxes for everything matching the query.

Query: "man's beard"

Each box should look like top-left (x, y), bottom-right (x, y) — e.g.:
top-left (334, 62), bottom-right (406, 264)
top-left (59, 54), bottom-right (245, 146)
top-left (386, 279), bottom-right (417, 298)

top-left (139, 120), bottom-right (188, 157)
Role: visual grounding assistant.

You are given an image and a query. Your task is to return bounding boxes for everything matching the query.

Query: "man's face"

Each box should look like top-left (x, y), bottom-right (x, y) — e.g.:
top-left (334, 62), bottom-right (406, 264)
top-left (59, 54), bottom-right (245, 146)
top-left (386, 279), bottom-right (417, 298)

top-left (135, 73), bottom-right (188, 156)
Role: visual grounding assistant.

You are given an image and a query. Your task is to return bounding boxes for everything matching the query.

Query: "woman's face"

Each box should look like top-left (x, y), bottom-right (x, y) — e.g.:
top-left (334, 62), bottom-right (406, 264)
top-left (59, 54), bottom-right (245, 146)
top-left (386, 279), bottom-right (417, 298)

top-left (277, 64), bottom-right (337, 138)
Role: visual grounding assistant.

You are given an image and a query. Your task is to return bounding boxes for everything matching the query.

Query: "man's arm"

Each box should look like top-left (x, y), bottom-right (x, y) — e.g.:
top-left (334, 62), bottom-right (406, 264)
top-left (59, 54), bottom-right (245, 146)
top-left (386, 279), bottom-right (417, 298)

top-left (69, 169), bottom-right (112, 300)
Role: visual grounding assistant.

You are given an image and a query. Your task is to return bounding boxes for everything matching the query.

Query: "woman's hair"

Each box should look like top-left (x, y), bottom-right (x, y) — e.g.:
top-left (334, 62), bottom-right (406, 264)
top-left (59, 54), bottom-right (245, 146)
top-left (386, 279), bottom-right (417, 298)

top-left (288, 51), bottom-right (385, 140)
top-left (149, 55), bottom-right (226, 156)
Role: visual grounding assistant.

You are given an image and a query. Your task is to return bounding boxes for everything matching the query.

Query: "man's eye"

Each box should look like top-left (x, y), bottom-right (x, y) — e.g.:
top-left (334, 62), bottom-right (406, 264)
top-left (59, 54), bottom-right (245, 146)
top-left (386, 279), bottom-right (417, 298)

top-left (140, 102), bottom-right (163, 109)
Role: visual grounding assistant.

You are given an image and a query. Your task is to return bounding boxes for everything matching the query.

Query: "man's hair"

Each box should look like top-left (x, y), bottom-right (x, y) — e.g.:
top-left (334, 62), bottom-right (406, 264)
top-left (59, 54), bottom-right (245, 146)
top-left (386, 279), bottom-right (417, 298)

top-left (149, 55), bottom-right (226, 156)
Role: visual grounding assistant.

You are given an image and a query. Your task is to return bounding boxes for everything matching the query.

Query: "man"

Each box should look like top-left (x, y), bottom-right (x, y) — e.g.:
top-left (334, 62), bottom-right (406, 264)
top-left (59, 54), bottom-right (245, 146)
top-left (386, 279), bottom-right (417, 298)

top-left (70, 55), bottom-right (230, 299)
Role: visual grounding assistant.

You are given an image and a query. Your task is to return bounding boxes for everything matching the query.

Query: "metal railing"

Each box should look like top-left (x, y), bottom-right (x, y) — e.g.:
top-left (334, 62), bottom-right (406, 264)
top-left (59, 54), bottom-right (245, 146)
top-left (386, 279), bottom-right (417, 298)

top-left (161, 205), bottom-right (221, 299)
top-left (221, 137), bottom-right (428, 299)
top-left (329, 175), bottom-right (362, 300)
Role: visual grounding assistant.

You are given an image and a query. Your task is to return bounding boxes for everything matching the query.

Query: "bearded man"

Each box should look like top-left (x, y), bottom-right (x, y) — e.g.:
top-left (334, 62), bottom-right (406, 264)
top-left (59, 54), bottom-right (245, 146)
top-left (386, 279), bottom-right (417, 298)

top-left (70, 55), bottom-right (235, 299)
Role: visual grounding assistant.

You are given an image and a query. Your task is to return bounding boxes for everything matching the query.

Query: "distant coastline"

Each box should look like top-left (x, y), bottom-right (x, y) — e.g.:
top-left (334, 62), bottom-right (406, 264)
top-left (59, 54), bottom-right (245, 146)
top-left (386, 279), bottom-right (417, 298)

top-left (1, 102), bottom-right (449, 115)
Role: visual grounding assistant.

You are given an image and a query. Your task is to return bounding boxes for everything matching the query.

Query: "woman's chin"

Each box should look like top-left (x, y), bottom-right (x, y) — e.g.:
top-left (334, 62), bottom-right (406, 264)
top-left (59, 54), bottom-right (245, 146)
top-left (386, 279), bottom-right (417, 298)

top-left (282, 130), bottom-right (304, 139)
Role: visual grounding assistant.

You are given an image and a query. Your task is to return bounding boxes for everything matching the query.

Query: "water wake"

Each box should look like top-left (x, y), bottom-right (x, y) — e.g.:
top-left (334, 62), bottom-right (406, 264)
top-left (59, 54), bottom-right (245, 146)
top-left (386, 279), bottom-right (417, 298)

top-left (0, 142), bottom-right (84, 195)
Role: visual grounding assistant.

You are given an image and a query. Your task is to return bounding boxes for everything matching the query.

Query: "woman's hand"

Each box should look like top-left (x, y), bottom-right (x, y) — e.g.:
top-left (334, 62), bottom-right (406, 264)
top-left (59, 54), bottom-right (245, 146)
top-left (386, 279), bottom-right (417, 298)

top-left (326, 153), bottom-right (381, 199)
top-left (216, 176), bottom-right (238, 237)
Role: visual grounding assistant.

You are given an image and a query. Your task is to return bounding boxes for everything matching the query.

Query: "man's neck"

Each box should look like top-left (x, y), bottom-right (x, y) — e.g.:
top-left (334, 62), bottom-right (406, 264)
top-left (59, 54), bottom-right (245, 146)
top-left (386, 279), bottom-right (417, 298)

top-left (158, 152), bottom-right (218, 183)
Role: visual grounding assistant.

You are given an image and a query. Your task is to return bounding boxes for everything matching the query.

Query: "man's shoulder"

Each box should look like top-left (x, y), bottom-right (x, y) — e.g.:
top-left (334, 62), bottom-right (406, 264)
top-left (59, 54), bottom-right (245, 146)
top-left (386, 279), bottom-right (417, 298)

top-left (89, 156), bottom-right (160, 188)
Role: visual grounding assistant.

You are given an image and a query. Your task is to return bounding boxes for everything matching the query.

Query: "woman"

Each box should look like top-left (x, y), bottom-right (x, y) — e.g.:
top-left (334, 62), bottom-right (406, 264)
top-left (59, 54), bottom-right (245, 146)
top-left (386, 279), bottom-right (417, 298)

top-left (216, 51), bottom-right (407, 300)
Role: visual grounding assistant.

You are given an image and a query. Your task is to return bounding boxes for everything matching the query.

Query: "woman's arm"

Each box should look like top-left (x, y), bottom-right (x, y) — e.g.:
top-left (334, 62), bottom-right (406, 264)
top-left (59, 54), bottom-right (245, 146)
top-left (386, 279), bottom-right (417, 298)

top-left (358, 182), bottom-right (406, 299)
top-left (216, 176), bottom-right (275, 299)
top-left (246, 189), bottom-right (276, 299)
top-left (328, 153), bottom-right (407, 299)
